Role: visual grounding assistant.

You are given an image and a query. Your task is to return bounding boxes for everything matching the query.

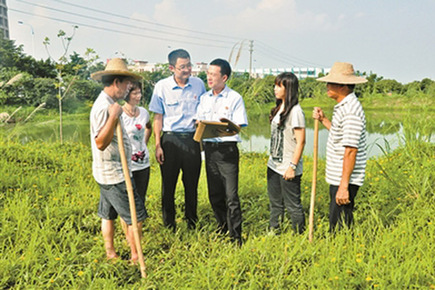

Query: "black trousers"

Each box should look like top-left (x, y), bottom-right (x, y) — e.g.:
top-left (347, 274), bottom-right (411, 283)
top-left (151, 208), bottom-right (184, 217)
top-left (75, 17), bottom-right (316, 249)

top-left (204, 142), bottom-right (242, 241)
top-left (160, 132), bottom-right (201, 229)
top-left (132, 167), bottom-right (150, 209)
top-left (329, 184), bottom-right (359, 232)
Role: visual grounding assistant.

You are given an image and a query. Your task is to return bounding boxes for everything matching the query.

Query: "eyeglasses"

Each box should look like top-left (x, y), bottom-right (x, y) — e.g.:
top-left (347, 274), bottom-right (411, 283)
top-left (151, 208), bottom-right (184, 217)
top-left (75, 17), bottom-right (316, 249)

top-left (174, 63), bottom-right (192, 71)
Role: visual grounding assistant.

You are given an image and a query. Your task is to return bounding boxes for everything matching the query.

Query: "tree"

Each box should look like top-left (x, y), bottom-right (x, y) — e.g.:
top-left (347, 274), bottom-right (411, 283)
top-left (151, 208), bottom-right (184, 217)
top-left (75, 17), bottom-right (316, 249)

top-left (0, 31), bottom-right (55, 78)
top-left (141, 64), bottom-right (171, 104)
top-left (373, 79), bottom-right (403, 95)
top-left (43, 26), bottom-right (98, 143)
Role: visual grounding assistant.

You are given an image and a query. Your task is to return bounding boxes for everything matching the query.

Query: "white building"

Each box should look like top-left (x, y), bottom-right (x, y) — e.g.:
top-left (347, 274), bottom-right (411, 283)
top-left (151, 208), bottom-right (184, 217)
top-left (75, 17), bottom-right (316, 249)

top-left (235, 67), bottom-right (330, 79)
top-left (191, 62), bottom-right (208, 77)
top-left (128, 60), bottom-right (160, 73)
top-left (0, 0), bottom-right (9, 39)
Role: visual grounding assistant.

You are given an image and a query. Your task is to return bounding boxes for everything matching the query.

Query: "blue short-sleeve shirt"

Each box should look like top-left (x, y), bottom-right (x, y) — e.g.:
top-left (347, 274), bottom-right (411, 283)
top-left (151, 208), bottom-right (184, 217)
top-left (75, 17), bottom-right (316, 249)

top-left (149, 76), bottom-right (206, 132)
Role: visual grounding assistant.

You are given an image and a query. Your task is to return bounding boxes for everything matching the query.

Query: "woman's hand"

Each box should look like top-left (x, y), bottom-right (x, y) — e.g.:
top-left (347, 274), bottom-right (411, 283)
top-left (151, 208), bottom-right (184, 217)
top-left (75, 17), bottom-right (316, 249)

top-left (283, 167), bottom-right (296, 181)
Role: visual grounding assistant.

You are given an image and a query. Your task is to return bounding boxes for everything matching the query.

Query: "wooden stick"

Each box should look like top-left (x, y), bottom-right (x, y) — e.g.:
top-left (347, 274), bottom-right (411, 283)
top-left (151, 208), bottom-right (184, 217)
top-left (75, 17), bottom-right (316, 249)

top-left (116, 122), bottom-right (147, 278)
top-left (308, 119), bottom-right (319, 243)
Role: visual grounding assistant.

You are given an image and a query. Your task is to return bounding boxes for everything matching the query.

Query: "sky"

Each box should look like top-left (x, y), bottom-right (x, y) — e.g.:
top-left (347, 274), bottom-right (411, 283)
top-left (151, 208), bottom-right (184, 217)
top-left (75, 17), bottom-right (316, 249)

top-left (6, 0), bottom-right (435, 83)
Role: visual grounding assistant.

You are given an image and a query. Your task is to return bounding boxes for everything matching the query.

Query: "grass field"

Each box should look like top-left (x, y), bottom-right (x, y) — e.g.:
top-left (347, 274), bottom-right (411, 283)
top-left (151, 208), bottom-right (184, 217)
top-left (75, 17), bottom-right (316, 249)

top-left (1, 116), bottom-right (434, 288)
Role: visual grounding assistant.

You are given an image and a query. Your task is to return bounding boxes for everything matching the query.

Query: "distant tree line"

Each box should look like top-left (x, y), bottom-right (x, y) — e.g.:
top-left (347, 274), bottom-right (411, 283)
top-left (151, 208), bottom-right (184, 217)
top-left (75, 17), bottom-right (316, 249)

top-left (1, 32), bottom-right (434, 112)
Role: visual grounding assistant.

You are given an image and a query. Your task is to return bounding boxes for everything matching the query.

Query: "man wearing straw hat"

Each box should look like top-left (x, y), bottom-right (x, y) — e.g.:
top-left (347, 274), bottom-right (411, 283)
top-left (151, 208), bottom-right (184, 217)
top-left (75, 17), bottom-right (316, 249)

top-left (312, 62), bottom-right (367, 232)
top-left (90, 58), bottom-right (147, 261)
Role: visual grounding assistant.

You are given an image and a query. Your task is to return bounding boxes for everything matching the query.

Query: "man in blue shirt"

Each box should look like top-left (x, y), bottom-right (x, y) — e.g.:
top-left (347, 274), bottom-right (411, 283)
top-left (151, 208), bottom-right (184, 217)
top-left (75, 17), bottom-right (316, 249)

top-left (149, 49), bottom-right (206, 231)
top-left (195, 59), bottom-right (248, 245)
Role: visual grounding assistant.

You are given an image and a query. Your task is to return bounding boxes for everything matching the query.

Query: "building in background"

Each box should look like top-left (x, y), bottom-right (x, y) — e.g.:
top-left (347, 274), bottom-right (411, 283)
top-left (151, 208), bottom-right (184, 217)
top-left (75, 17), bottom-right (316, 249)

top-left (191, 62), bottom-right (207, 77)
top-left (236, 67), bottom-right (330, 79)
top-left (128, 60), bottom-right (160, 73)
top-left (0, 0), bottom-right (9, 39)
top-left (125, 58), bottom-right (328, 80)
top-left (128, 60), bottom-right (209, 77)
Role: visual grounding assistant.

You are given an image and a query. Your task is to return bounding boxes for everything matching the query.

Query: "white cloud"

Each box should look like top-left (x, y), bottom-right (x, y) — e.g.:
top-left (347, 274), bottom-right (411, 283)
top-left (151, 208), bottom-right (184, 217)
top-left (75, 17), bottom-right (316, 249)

top-left (153, 0), bottom-right (191, 29)
top-left (209, 0), bottom-right (337, 37)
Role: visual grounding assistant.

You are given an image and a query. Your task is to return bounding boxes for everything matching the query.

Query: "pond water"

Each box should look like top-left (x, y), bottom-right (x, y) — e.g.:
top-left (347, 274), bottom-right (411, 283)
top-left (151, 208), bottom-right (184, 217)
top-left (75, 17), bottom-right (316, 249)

top-left (239, 108), bottom-right (434, 158)
top-left (241, 125), bottom-right (406, 158)
top-left (1, 108), bottom-right (433, 159)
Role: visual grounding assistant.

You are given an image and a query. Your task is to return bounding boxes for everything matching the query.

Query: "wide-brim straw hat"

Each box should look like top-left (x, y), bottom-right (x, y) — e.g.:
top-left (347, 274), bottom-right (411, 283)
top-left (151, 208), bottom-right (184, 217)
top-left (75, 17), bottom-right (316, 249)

top-left (91, 58), bottom-right (142, 81)
top-left (317, 62), bottom-right (367, 84)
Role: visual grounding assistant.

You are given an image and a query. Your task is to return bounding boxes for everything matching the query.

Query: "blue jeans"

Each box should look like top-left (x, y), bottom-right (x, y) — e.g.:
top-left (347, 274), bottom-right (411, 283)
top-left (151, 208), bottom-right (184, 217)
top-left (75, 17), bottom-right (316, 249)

top-left (267, 168), bottom-right (305, 233)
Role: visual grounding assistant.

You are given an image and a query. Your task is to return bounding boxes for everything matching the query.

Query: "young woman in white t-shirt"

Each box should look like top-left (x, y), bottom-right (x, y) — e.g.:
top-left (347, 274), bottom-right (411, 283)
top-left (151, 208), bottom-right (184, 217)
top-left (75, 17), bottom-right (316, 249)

top-left (267, 72), bottom-right (306, 234)
top-left (122, 81), bottom-right (152, 210)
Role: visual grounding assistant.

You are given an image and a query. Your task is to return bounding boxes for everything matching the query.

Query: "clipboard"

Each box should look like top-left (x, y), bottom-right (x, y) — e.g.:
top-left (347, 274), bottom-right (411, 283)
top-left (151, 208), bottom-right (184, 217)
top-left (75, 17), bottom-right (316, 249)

top-left (193, 118), bottom-right (241, 142)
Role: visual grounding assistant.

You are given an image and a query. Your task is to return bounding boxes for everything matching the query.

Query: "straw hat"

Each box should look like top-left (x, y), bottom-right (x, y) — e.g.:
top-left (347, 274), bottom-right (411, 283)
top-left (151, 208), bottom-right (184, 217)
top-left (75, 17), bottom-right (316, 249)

top-left (91, 58), bottom-right (142, 81)
top-left (317, 62), bottom-right (367, 84)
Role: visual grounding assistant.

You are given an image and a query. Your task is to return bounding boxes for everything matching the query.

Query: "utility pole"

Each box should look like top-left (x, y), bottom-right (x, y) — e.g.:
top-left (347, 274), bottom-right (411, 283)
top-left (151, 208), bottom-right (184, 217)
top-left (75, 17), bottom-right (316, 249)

top-left (18, 20), bottom-right (35, 57)
top-left (249, 40), bottom-right (254, 78)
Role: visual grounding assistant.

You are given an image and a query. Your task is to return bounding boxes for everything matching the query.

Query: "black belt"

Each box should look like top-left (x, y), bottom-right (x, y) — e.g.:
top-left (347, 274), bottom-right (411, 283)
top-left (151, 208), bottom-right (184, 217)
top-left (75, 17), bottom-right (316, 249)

top-left (203, 142), bottom-right (237, 148)
top-left (163, 131), bottom-right (194, 137)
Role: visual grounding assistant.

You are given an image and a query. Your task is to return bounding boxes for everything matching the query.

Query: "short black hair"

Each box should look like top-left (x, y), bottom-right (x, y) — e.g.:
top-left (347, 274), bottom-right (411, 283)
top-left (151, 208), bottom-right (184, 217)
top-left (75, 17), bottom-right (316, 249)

top-left (168, 49), bottom-right (190, 66)
top-left (101, 75), bottom-right (131, 87)
top-left (125, 81), bottom-right (142, 102)
top-left (209, 58), bottom-right (232, 79)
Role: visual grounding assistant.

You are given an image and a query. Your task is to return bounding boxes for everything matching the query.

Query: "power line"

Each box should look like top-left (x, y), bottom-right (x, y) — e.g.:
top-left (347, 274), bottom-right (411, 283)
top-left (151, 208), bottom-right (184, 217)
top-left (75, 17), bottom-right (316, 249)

top-left (255, 48), bottom-right (298, 67)
top-left (256, 40), bottom-right (327, 67)
top-left (9, 8), bottom-right (233, 49)
top-left (12, 1), bottom-right (327, 68)
top-left (16, 0), bottom-right (236, 45)
top-left (32, 0), bottom-right (241, 42)
top-left (255, 46), bottom-right (315, 68)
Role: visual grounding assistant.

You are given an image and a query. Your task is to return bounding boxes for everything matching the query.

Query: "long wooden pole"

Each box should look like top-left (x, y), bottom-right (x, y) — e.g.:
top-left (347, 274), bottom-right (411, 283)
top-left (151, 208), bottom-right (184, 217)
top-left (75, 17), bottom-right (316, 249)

top-left (116, 122), bottom-right (146, 278)
top-left (308, 119), bottom-right (319, 243)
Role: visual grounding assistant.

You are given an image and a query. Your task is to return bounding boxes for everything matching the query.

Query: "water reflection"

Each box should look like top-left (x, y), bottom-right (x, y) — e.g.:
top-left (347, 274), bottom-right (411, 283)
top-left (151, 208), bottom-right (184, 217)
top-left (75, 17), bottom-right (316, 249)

top-left (240, 109), bottom-right (434, 158)
top-left (240, 127), bottom-right (404, 158)
top-left (1, 109), bottom-right (433, 159)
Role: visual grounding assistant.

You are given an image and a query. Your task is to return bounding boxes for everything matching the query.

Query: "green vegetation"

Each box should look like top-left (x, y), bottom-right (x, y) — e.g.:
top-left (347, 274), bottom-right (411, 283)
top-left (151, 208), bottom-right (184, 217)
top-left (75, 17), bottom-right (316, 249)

top-left (2, 31), bottom-right (435, 118)
top-left (1, 27), bottom-right (435, 288)
top-left (1, 115), bottom-right (434, 288)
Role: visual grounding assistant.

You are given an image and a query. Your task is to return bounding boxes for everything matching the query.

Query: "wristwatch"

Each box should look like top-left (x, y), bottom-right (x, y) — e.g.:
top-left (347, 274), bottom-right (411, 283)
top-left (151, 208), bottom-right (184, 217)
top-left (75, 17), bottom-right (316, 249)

top-left (289, 162), bottom-right (297, 170)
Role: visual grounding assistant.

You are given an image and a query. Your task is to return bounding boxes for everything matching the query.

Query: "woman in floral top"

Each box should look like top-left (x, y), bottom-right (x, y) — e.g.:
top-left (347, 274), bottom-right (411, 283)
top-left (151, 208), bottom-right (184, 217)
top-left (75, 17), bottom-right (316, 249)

top-left (122, 81), bottom-right (152, 210)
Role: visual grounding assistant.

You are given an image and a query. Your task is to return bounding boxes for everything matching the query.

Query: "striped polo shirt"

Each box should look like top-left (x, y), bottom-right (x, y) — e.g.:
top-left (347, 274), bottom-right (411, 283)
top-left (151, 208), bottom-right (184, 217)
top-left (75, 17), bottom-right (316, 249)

top-left (326, 93), bottom-right (367, 186)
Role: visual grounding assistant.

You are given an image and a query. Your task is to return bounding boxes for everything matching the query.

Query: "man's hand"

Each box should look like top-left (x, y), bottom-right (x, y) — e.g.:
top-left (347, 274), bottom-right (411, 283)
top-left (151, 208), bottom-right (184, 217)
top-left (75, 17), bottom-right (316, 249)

top-left (312, 107), bottom-right (324, 121)
top-left (216, 128), bottom-right (237, 136)
top-left (336, 185), bottom-right (350, 206)
top-left (109, 103), bottom-right (123, 118)
top-left (155, 145), bottom-right (164, 165)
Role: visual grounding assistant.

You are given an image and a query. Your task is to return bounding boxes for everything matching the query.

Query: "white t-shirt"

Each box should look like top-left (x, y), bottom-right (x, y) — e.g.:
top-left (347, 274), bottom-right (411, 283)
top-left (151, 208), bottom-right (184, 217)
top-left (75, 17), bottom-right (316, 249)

top-left (90, 91), bottom-right (132, 185)
top-left (195, 85), bottom-right (248, 143)
top-left (121, 107), bottom-right (151, 171)
top-left (267, 104), bottom-right (305, 176)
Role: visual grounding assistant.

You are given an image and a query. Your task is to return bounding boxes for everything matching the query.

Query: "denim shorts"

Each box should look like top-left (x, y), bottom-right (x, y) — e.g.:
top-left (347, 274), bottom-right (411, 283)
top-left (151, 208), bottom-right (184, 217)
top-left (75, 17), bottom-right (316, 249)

top-left (97, 181), bottom-right (148, 225)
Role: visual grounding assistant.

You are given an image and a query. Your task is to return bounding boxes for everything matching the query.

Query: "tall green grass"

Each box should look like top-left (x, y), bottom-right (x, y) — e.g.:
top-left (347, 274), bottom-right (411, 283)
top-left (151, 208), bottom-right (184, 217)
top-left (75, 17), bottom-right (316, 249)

top-left (1, 124), bottom-right (434, 288)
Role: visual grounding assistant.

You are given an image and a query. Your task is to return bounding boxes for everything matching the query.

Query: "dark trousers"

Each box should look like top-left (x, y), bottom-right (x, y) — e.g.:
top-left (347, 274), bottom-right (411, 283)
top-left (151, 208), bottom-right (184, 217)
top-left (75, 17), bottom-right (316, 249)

top-left (267, 168), bottom-right (305, 233)
top-left (132, 167), bottom-right (150, 208)
top-left (160, 132), bottom-right (201, 229)
top-left (204, 142), bottom-right (242, 241)
top-left (329, 184), bottom-right (359, 232)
